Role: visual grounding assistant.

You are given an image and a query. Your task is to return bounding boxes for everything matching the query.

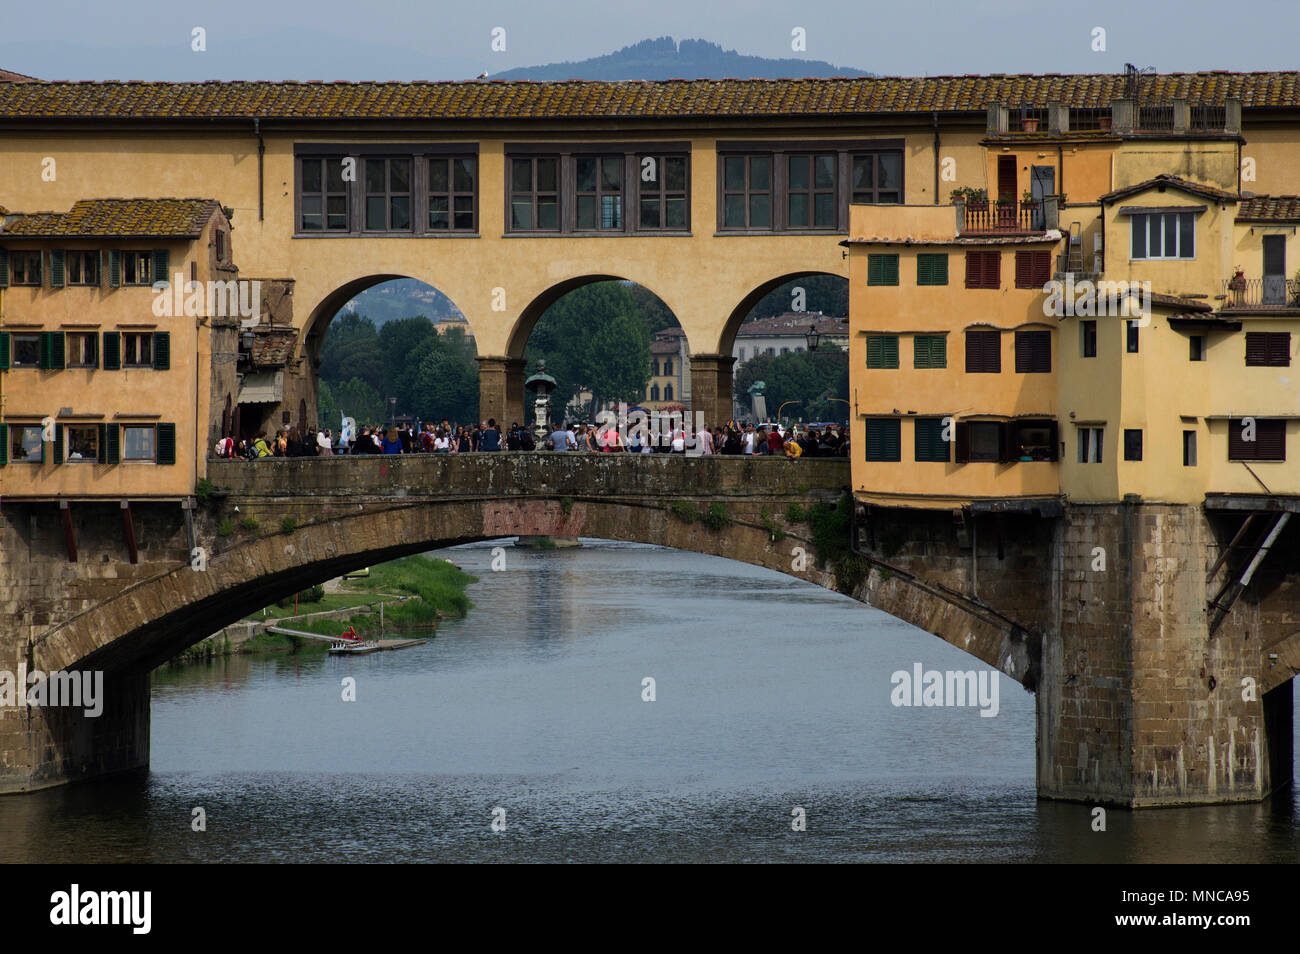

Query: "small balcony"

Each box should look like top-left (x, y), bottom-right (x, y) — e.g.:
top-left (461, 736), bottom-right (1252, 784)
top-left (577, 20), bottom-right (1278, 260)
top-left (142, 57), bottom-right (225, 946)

top-left (959, 199), bottom-right (1045, 235)
top-left (1221, 276), bottom-right (1300, 310)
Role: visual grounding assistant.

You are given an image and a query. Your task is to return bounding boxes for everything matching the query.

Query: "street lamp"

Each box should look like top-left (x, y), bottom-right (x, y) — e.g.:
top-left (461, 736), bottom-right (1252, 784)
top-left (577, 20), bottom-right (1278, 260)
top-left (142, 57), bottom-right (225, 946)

top-left (388, 396), bottom-right (396, 427)
top-left (806, 324), bottom-right (821, 351)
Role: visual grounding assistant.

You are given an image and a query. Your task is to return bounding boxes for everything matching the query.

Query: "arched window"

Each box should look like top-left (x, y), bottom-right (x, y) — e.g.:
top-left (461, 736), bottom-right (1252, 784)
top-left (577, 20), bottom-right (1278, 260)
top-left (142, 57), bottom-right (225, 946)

top-left (664, 383), bottom-right (674, 401)
top-left (664, 358), bottom-right (673, 375)
top-left (650, 384), bottom-right (660, 402)
top-left (652, 359), bottom-right (659, 376)
top-left (738, 347), bottom-right (746, 361)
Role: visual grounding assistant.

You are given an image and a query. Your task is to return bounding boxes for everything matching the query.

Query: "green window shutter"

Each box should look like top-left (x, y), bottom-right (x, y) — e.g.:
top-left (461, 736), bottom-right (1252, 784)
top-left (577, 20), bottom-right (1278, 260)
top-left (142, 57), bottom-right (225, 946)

top-left (0, 423), bottom-right (7, 466)
top-left (914, 336), bottom-right (930, 369)
top-left (152, 331), bottom-right (171, 370)
top-left (39, 332), bottom-right (51, 370)
top-left (96, 423), bottom-right (107, 463)
top-left (884, 255), bottom-right (899, 285)
top-left (108, 250), bottom-right (121, 288)
top-left (105, 423), bottom-right (120, 464)
top-left (883, 335), bottom-right (898, 368)
top-left (867, 335), bottom-right (882, 368)
top-left (867, 255), bottom-right (882, 285)
top-left (50, 250), bottom-right (65, 288)
top-left (0, 331), bottom-right (9, 370)
top-left (102, 331), bottom-right (121, 370)
top-left (156, 422), bottom-right (176, 465)
top-left (932, 335), bottom-right (947, 368)
top-left (52, 425), bottom-right (64, 465)
top-left (918, 253), bottom-right (948, 286)
top-left (152, 249), bottom-right (169, 286)
top-left (915, 335), bottom-right (946, 369)
top-left (867, 335), bottom-right (899, 369)
top-left (47, 331), bottom-right (65, 370)
top-left (0, 248), bottom-right (8, 288)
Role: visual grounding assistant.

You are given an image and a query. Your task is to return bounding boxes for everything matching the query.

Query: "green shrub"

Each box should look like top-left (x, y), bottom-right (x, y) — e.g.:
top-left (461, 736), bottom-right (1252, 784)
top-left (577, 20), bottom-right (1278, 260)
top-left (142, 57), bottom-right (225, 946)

top-left (281, 516), bottom-right (298, 534)
top-left (703, 502), bottom-right (731, 531)
top-left (239, 515), bottom-right (260, 533)
top-left (559, 496), bottom-right (574, 516)
top-left (195, 477), bottom-right (217, 506)
top-left (785, 502), bottom-right (808, 523)
top-left (216, 518), bottom-right (235, 537)
top-left (671, 500), bottom-right (700, 524)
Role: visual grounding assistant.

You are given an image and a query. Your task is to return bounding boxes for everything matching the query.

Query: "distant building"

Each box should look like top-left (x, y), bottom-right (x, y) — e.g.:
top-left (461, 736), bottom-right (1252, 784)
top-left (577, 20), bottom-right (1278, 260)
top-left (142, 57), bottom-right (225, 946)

top-left (733, 312), bottom-right (848, 364)
top-left (643, 327), bottom-right (689, 410)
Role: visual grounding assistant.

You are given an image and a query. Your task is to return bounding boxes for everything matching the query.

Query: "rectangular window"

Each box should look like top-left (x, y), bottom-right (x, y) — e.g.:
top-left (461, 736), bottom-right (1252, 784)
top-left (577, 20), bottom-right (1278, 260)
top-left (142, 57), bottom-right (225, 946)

top-left (916, 253), bottom-right (948, 286)
top-left (1077, 426), bottom-right (1104, 463)
top-left (122, 332), bottom-right (153, 368)
top-left (121, 252), bottom-right (152, 286)
top-left (1014, 250), bottom-right (1051, 289)
top-left (866, 334), bottom-right (899, 369)
top-left (1130, 211), bottom-right (1195, 260)
top-left (66, 332), bottom-right (98, 368)
top-left (914, 417), bottom-right (950, 462)
top-left (965, 329), bottom-right (1001, 373)
top-left (1081, 320), bottom-right (1097, 358)
top-left (1126, 320), bottom-right (1140, 353)
top-left (1245, 332), bottom-right (1291, 367)
top-left (850, 152), bottom-right (902, 204)
top-left (721, 155), bottom-right (773, 230)
top-left (64, 424), bottom-right (99, 463)
top-left (967, 421), bottom-right (1002, 462)
top-left (867, 254), bottom-right (899, 286)
top-left (123, 424), bottom-right (156, 461)
top-left (864, 418), bottom-right (901, 462)
top-left (786, 153), bottom-right (836, 229)
top-left (1229, 419), bottom-right (1286, 461)
top-left (575, 156), bottom-right (624, 231)
top-left (1123, 429), bottom-right (1143, 461)
top-left (1014, 330), bottom-right (1051, 373)
top-left (1012, 419), bottom-right (1058, 461)
top-left (10, 333), bottom-right (40, 368)
top-left (11, 251), bottom-right (42, 286)
top-left (10, 424), bottom-right (42, 462)
top-left (638, 154), bottom-right (688, 230)
top-left (427, 156), bottom-right (477, 231)
top-left (1183, 429), bottom-right (1197, 466)
top-left (67, 251), bottom-right (99, 285)
top-left (299, 157), bottom-right (349, 231)
top-left (913, 334), bottom-right (947, 369)
top-left (364, 158), bottom-right (412, 231)
top-left (510, 156), bottom-right (560, 231)
top-left (965, 250), bottom-right (1001, 289)
top-left (1189, 335), bottom-right (1206, 361)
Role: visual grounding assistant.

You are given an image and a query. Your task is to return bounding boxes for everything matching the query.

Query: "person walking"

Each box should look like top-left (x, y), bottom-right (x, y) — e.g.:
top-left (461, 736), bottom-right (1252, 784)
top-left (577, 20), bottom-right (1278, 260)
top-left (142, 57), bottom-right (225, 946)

top-left (480, 419), bottom-right (501, 452)
top-left (314, 428), bottom-right (333, 456)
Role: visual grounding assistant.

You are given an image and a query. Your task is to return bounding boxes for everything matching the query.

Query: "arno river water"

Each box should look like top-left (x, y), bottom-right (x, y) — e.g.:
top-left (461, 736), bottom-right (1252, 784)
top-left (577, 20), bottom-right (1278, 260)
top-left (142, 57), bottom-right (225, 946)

top-left (2, 540), bottom-right (1297, 863)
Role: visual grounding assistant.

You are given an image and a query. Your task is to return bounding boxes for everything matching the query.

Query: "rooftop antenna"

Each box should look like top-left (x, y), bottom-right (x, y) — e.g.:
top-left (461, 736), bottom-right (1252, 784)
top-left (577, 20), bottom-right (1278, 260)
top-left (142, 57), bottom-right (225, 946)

top-left (1124, 62), bottom-right (1156, 102)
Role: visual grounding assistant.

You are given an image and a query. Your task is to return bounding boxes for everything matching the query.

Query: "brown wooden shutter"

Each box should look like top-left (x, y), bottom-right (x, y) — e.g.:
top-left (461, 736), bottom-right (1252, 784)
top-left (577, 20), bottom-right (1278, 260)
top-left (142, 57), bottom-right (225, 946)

top-left (955, 422), bottom-right (971, 462)
top-left (1015, 250), bottom-right (1050, 288)
top-left (998, 156), bottom-right (1018, 202)
top-left (965, 250), bottom-right (1001, 289)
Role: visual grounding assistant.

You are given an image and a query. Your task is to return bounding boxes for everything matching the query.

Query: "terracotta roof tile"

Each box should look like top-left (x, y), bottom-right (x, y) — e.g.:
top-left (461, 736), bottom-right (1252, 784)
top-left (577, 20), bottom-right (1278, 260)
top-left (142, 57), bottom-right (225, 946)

top-left (1099, 174), bottom-right (1238, 204)
top-left (1237, 195), bottom-right (1300, 222)
top-left (0, 72), bottom-right (1296, 121)
top-left (0, 198), bottom-right (221, 237)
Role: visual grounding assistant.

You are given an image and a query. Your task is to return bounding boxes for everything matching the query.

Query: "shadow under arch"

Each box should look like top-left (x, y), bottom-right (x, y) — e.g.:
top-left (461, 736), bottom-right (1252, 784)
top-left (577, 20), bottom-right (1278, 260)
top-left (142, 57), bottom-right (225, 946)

top-left (717, 270), bottom-right (847, 356)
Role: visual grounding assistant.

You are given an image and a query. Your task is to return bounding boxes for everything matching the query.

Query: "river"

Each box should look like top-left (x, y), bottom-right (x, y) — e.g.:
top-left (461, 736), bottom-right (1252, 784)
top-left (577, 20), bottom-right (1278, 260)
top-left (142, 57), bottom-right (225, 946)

top-left (1, 540), bottom-right (1296, 863)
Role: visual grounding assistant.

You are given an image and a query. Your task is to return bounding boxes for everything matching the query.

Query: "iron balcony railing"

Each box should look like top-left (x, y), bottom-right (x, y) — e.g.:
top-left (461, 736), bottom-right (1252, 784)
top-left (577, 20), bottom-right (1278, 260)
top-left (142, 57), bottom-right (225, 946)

top-left (1069, 107), bottom-right (1113, 132)
top-left (962, 200), bottom-right (1040, 234)
top-left (1222, 276), bottom-right (1300, 309)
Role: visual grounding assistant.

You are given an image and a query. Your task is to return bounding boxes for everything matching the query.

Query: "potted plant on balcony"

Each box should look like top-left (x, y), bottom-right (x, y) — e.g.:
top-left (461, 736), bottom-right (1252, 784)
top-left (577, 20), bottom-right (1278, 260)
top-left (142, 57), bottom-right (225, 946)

top-left (1228, 266), bottom-right (1247, 307)
top-left (1098, 114), bottom-right (1113, 133)
top-left (1021, 115), bottom-right (1040, 132)
top-left (949, 186), bottom-right (987, 207)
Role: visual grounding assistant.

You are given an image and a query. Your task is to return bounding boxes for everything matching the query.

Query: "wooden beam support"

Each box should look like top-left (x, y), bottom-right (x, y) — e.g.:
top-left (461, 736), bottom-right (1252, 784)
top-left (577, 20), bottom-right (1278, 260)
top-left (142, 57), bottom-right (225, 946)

top-left (120, 499), bottom-right (138, 565)
top-left (59, 499), bottom-right (77, 563)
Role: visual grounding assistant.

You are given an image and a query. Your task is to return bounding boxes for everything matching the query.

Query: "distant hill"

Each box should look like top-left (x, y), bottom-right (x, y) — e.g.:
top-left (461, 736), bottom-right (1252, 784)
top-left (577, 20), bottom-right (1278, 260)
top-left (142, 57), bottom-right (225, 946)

top-left (489, 36), bottom-right (870, 81)
top-left (343, 278), bottom-right (464, 327)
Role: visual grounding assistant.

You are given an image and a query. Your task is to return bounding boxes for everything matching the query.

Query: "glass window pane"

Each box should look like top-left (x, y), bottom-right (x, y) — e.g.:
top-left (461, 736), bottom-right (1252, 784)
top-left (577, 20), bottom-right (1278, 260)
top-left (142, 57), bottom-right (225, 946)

top-left (601, 194), bottom-right (621, 229)
top-left (1163, 214), bottom-right (1177, 257)
top-left (536, 158), bottom-right (557, 192)
top-left (1148, 216), bottom-right (1162, 258)
top-left (1132, 215), bottom-right (1147, 258)
top-left (429, 196), bottom-right (449, 228)
top-left (124, 426), bottom-right (155, 460)
top-left (390, 196), bottom-right (410, 230)
top-left (577, 195), bottom-right (596, 229)
top-left (390, 159), bottom-right (410, 193)
top-left (511, 159), bottom-right (532, 193)
top-left (453, 210), bottom-right (474, 230)
top-left (877, 192), bottom-right (899, 203)
top-left (789, 155), bottom-right (810, 191)
top-left (326, 160), bottom-right (346, 192)
top-left (302, 160), bottom-right (322, 193)
top-left (18, 426), bottom-right (41, 461)
top-left (365, 160), bottom-right (385, 193)
top-left (815, 154), bottom-right (836, 189)
top-left (454, 158), bottom-right (475, 192)
top-left (1180, 213), bottom-right (1194, 257)
top-left (724, 194), bottom-right (745, 227)
top-left (537, 197), bottom-right (558, 230)
top-left (511, 199), bottom-right (532, 230)
top-left (301, 196), bottom-right (322, 230)
top-left (815, 192), bottom-right (835, 228)
top-left (664, 157), bottom-right (686, 191)
top-left (878, 153), bottom-right (901, 190)
top-left (724, 157), bottom-right (745, 191)
top-left (640, 197), bottom-right (661, 228)
top-left (750, 194), bottom-right (771, 228)
top-left (788, 193), bottom-right (809, 226)
top-left (576, 158), bottom-right (597, 193)
top-left (326, 196), bottom-right (347, 229)
top-left (602, 157), bottom-right (621, 191)
top-left (428, 159), bottom-right (449, 192)
top-left (366, 196), bottom-right (386, 229)
top-left (853, 156), bottom-right (874, 190)
top-left (665, 197), bottom-right (687, 229)
top-left (750, 156), bottom-right (771, 191)
top-left (453, 195), bottom-right (474, 213)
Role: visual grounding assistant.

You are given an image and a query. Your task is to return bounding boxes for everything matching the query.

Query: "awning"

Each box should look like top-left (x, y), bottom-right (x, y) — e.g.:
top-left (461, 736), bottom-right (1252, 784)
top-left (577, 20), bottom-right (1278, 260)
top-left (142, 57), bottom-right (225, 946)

top-left (237, 370), bottom-right (283, 404)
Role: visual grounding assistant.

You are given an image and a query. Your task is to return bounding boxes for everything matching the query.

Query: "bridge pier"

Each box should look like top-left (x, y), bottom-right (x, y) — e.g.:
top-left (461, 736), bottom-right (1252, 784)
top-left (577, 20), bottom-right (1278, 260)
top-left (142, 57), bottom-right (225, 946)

top-left (689, 353), bottom-right (735, 428)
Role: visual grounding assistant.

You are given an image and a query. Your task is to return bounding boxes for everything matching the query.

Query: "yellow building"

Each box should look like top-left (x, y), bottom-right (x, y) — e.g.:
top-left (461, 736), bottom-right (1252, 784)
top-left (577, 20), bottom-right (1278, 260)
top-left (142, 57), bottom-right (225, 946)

top-left (0, 199), bottom-right (237, 506)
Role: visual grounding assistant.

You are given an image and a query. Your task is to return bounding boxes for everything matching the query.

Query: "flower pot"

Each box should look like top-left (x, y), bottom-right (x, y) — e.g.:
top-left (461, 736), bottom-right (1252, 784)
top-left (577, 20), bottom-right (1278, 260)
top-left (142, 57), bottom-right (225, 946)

top-left (1021, 118), bottom-right (1039, 132)
top-left (1098, 116), bottom-right (1112, 132)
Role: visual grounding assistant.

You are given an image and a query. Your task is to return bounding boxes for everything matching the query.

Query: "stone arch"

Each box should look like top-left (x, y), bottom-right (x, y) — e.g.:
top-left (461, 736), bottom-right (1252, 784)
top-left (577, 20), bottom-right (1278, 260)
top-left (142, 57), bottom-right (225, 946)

top-left (718, 270), bottom-right (847, 356)
top-left (503, 274), bottom-right (683, 359)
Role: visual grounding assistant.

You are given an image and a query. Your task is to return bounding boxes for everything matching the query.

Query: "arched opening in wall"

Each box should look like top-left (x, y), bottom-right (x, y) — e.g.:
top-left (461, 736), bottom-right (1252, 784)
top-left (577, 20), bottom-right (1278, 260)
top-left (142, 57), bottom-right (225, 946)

top-left (510, 277), bottom-right (684, 436)
top-left (726, 272), bottom-right (850, 427)
top-left (288, 277), bottom-right (478, 449)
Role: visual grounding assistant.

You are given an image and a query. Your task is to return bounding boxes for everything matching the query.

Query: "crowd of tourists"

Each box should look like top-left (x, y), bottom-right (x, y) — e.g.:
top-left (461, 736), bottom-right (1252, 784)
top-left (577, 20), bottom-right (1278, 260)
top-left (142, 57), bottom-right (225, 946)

top-left (214, 419), bottom-right (850, 460)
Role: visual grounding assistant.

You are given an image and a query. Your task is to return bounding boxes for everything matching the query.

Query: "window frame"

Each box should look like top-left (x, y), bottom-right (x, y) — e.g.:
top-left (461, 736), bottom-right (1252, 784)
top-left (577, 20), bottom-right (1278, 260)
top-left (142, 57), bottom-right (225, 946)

top-left (1014, 329), bottom-right (1051, 373)
top-left (867, 253), bottom-right (900, 286)
top-left (1245, 331), bottom-right (1291, 367)
top-left (913, 334), bottom-right (948, 369)
top-left (426, 155), bottom-right (478, 233)
top-left (1129, 210), bottom-right (1196, 261)
top-left (1014, 250), bottom-right (1052, 289)
top-left (913, 416), bottom-right (950, 462)
top-left (1228, 418), bottom-right (1286, 462)
top-left (121, 251), bottom-right (152, 286)
top-left (965, 250), bottom-right (1001, 289)
top-left (63, 423), bottom-right (100, 464)
top-left (1081, 320), bottom-right (1098, 358)
top-left (509, 155), bottom-right (561, 233)
top-left (65, 331), bottom-right (98, 369)
top-left (1077, 426), bottom-right (1104, 464)
top-left (866, 334), bottom-right (900, 369)
top-left (363, 157), bottom-right (413, 233)
top-left (10, 332), bottom-right (41, 368)
top-left (720, 153), bottom-right (774, 231)
top-left (122, 424), bottom-right (157, 462)
top-left (785, 152), bottom-right (838, 230)
top-left (916, 253), bottom-right (949, 286)
top-left (10, 251), bottom-right (42, 286)
top-left (965, 329), bottom-right (1002, 373)
top-left (573, 155), bottom-right (626, 232)
top-left (636, 153), bottom-right (690, 232)
top-left (67, 250), bottom-right (100, 286)
top-left (863, 418), bottom-right (902, 462)
top-left (1123, 428), bottom-right (1144, 461)
top-left (121, 331), bottom-right (153, 368)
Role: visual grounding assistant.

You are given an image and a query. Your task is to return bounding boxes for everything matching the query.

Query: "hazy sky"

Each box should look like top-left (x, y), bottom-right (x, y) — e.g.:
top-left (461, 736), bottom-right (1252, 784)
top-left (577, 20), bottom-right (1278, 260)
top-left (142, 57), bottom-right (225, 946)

top-left (2, 0), bottom-right (1296, 82)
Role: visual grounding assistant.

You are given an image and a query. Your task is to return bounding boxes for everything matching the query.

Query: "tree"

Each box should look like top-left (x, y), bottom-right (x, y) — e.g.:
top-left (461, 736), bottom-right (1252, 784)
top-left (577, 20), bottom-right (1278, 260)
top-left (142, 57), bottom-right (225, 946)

top-left (397, 336), bottom-right (479, 424)
top-left (319, 376), bottom-right (386, 427)
top-left (319, 313), bottom-right (383, 393)
top-left (378, 316), bottom-right (437, 397)
top-left (746, 275), bottom-right (848, 321)
top-left (734, 346), bottom-right (848, 422)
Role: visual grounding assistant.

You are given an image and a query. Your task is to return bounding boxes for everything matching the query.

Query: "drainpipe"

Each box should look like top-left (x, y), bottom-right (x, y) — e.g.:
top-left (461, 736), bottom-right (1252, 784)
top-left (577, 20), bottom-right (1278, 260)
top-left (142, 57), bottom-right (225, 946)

top-left (1057, 144), bottom-right (1064, 203)
top-left (254, 118), bottom-right (265, 222)
top-left (932, 112), bottom-right (941, 204)
top-left (970, 511), bottom-right (979, 599)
